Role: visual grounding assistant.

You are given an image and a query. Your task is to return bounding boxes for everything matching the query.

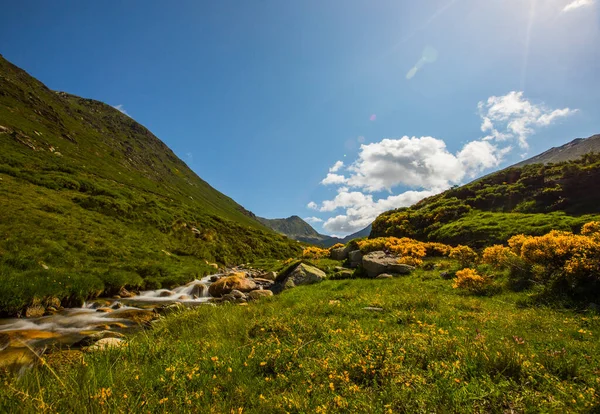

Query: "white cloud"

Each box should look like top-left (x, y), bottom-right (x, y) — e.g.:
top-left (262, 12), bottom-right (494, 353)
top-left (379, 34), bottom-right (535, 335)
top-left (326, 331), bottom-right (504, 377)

top-left (113, 104), bottom-right (130, 116)
top-left (316, 135), bottom-right (505, 235)
top-left (562, 0), bottom-right (595, 12)
top-left (304, 216), bottom-right (323, 224)
top-left (343, 136), bottom-right (500, 193)
top-left (478, 91), bottom-right (577, 149)
top-left (321, 173), bottom-right (347, 185)
top-left (322, 189), bottom-right (436, 234)
top-left (307, 201), bottom-right (318, 210)
top-left (312, 91), bottom-right (577, 236)
top-left (329, 161), bottom-right (344, 173)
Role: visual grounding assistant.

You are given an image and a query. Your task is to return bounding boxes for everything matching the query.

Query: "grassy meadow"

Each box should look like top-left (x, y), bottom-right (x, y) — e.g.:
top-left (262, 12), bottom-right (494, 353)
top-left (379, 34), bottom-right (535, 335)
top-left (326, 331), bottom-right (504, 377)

top-left (1, 261), bottom-right (598, 413)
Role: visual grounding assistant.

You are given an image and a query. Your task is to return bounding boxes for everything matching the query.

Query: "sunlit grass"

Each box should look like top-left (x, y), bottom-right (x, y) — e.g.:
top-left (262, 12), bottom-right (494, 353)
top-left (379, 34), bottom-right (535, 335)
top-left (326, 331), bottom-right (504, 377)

top-left (2, 269), bottom-right (598, 412)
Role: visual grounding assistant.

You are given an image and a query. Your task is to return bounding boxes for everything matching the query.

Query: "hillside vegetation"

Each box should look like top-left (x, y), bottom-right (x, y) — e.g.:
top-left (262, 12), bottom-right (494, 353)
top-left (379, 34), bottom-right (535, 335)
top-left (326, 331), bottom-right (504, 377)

top-left (372, 151), bottom-right (600, 247)
top-left (0, 55), bottom-right (301, 315)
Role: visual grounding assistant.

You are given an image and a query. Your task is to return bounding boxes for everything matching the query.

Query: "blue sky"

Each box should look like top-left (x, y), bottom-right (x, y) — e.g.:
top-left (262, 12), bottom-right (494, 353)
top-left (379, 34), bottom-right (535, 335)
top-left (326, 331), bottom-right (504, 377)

top-left (1, 0), bottom-right (598, 236)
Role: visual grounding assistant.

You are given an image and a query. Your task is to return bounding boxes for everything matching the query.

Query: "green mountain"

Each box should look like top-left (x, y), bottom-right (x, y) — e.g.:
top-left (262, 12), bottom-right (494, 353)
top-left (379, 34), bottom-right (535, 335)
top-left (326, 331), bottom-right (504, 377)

top-left (257, 216), bottom-right (328, 245)
top-left (0, 55), bottom-right (301, 315)
top-left (258, 216), bottom-right (371, 247)
top-left (371, 135), bottom-right (600, 247)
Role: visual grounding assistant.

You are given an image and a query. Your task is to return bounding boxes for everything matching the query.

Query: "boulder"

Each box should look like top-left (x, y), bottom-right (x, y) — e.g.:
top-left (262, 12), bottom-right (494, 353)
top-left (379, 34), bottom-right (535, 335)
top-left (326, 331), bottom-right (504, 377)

top-left (45, 297), bottom-right (62, 308)
top-left (85, 337), bottom-right (126, 352)
top-left (44, 306), bottom-right (59, 315)
top-left (258, 271), bottom-right (277, 281)
top-left (276, 263), bottom-right (326, 289)
top-left (183, 281), bottom-right (207, 297)
top-left (25, 304), bottom-right (45, 318)
top-left (252, 278), bottom-right (275, 289)
top-left (208, 273), bottom-right (257, 297)
top-left (118, 287), bottom-right (135, 298)
top-left (335, 269), bottom-right (355, 279)
top-left (229, 289), bottom-right (246, 299)
top-left (107, 309), bottom-right (158, 325)
top-left (330, 245), bottom-right (351, 261)
top-left (74, 331), bottom-right (126, 348)
top-left (362, 251), bottom-right (414, 278)
top-left (247, 290), bottom-right (274, 301)
top-left (156, 302), bottom-right (186, 314)
top-left (348, 250), bottom-right (363, 268)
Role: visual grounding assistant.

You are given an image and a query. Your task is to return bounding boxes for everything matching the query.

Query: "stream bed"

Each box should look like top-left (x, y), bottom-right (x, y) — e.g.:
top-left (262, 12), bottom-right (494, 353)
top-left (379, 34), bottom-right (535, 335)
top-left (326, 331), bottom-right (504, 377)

top-left (0, 274), bottom-right (219, 371)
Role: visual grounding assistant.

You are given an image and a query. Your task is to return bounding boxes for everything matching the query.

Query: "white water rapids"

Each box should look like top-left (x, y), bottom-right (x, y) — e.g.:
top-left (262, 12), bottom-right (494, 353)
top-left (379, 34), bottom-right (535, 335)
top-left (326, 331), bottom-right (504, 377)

top-left (0, 274), bottom-right (220, 368)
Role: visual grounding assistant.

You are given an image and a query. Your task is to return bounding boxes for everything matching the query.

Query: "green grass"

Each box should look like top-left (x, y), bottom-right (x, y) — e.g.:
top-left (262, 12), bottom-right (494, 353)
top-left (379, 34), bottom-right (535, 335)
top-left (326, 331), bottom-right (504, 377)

top-left (2, 266), bottom-right (599, 413)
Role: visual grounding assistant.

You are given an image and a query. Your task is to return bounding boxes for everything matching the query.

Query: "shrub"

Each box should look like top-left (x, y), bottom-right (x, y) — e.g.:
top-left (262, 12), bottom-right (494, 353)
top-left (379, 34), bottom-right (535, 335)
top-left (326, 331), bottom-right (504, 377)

top-left (502, 223), bottom-right (600, 298)
top-left (482, 244), bottom-right (513, 268)
top-left (449, 245), bottom-right (478, 268)
top-left (453, 268), bottom-right (489, 294)
top-left (302, 247), bottom-right (329, 259)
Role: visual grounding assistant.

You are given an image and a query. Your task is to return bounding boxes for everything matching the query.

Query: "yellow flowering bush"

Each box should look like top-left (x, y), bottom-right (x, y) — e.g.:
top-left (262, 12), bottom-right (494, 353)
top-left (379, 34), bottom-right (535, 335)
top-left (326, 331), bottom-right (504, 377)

top-left (302, 246), bottom-right (329, 259)
top-left (424, 242), bottom-right (452, 257)
top-left (452, 268), bottom-right (489, 294)
top-left (449, 245), bottom-right (478, 268)
top-left (502, 222), bottom-right (600, 296)
top-left (328, 243), bottom-right (345, 251)
top-left (482, 244), bottom-right (513, 268)
top-left (581, 221), bottom-right (600, 239)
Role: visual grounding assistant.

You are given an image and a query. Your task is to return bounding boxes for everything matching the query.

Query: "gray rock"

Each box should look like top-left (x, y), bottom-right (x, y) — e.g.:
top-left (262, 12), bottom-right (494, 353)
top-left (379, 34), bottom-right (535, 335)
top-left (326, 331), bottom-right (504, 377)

top-left (25, 305), bottom-right (45, 318)
top-left (362, 251), bottom-right (414, 278)
top-left (277, 263), bottom-right (326, 290)
top-left (247, 290), bottom-right (274, 301)
top-left (376, 273), bottom-right (394, 279)
top-left (363, 307), bottom-right (384, 312)
top-left (335, 269), bottom-right (355, 279)
top-left (85, 337), bottom-right (126, 352)
top-left (75, 331), bottom-right (126, 347)
top-left (330, 245), bottom-right (351, 261)
top-left (230, 289), bottom-right (245, 299)
top-left (258, 271), bottom-right (277, 281)
top-left (348, 250), bottom-right (363, 268)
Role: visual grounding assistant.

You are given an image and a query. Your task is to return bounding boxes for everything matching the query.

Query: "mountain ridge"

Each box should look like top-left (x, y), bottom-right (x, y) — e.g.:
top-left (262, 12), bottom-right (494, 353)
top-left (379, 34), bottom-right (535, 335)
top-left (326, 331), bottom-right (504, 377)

top-left (258, 215), bottom-right (371, 247)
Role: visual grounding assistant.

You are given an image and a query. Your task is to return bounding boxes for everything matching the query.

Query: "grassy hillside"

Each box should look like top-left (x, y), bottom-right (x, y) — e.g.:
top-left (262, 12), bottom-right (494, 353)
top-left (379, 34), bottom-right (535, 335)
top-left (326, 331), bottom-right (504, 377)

top-left (372, 150), bottom-right (600, 247)
top-left (2, 267), bottom-right (598, 412)
top-left (0, 55), bottom-right (301, 315)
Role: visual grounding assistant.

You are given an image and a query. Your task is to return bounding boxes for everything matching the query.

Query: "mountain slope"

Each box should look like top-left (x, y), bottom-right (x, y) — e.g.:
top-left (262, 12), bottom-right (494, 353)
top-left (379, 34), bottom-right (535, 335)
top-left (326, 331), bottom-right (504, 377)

top-left (513, 134), bottom-right (600, 167)
top-left (257, 216), bottom-right (326, 243)
top-left (258, 216), bottom-right (371, 246)
top-left (0, 55), bottom-right (301, 314)
top-left (371, 135), bottom-right (600, 247)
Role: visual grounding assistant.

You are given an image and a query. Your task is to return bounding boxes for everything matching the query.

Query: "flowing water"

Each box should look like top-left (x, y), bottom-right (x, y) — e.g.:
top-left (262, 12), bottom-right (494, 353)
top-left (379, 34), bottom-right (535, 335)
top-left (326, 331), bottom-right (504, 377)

top-left (0, 274), bottom-right (218, 371)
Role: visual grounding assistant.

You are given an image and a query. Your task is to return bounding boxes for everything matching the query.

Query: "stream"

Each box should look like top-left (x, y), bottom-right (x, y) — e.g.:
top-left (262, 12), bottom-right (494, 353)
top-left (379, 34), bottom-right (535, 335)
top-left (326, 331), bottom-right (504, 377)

top-left (0, 274), bottom-right (219, 372)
